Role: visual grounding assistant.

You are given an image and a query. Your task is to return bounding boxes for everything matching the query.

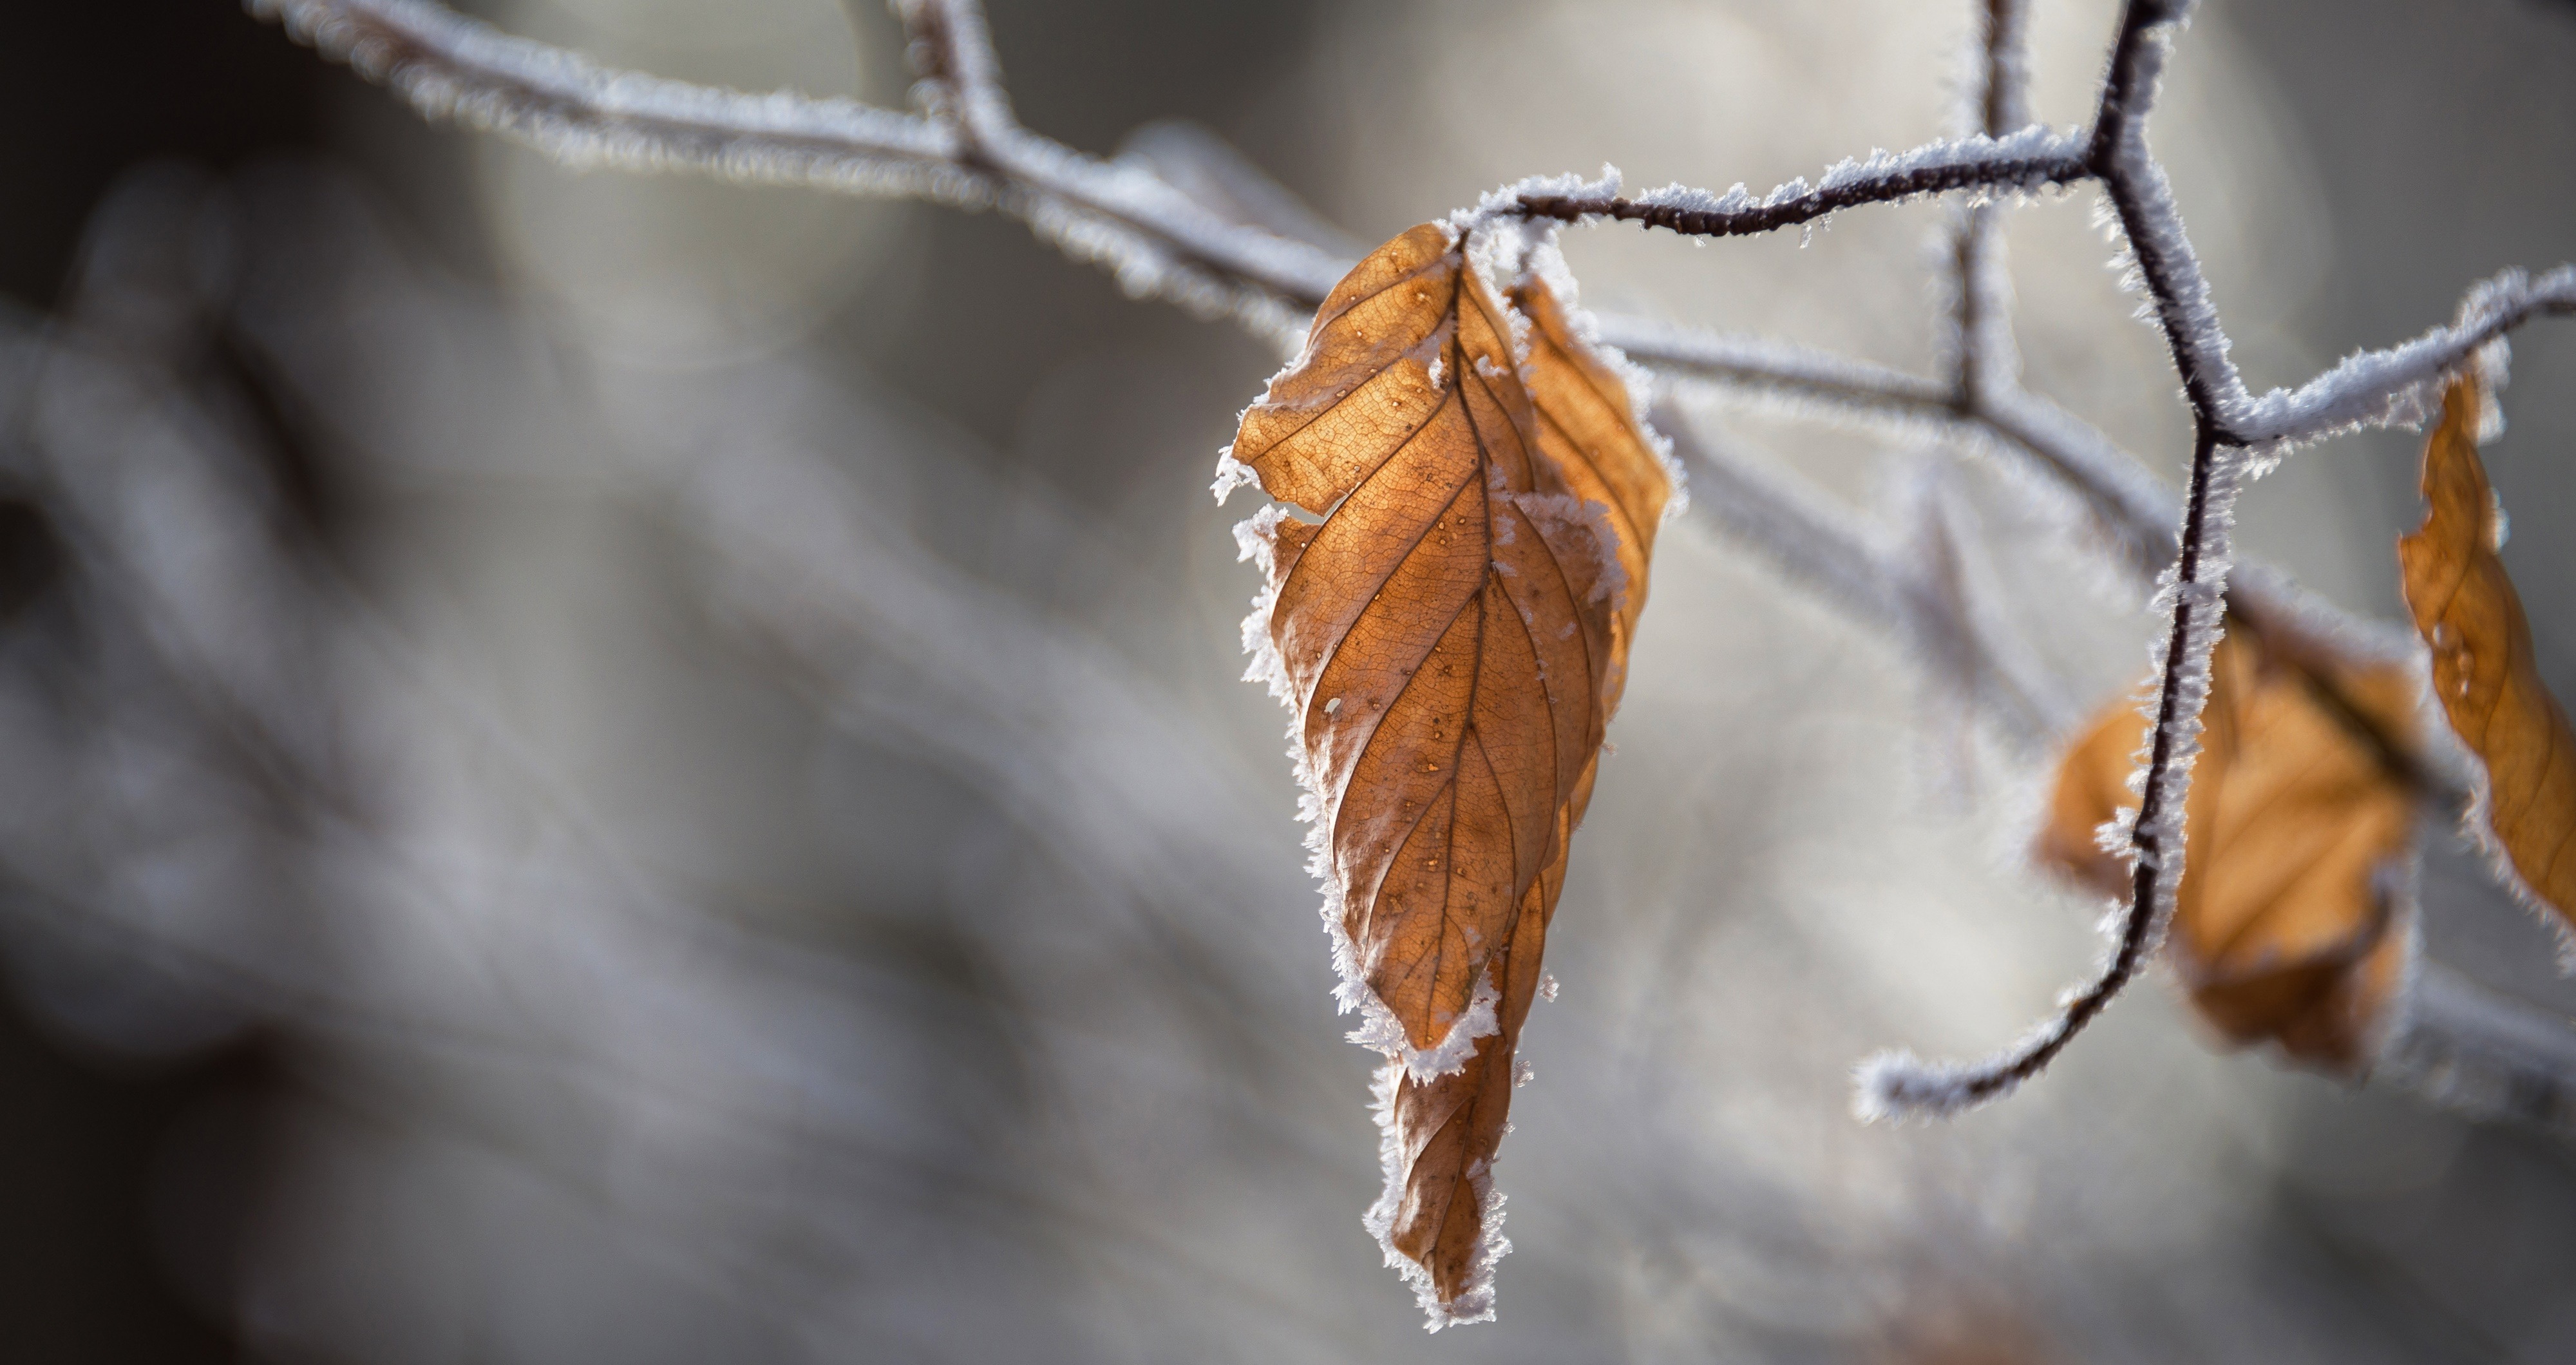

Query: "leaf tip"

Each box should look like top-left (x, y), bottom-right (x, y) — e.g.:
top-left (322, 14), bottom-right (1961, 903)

top-left (1361, 1061), bottom-right (1511, 1332)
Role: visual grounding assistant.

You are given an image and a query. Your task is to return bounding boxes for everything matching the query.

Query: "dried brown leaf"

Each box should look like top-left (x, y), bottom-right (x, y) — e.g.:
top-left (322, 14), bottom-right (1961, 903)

top-left (2039, 625), bottom-right (2420, 1071)
top-left (1510, 272), bottom-right (1674, 712)
top-left (2398, 374), bottom-right (2576, 939)
top-left (1227, 223), bottom-right (1663, 1322)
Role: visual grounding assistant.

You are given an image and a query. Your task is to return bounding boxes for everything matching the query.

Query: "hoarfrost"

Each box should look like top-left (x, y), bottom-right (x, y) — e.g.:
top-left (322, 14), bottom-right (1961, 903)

top-left (2232, 266), bottom-right (2573, 450)
top-left (1447, 165), bottom-right (1622, 238)
top-left (1812, 123), bottom-right (2081, 196)
top-left (1633, 182), bottom-right (1756, 216)
top-left (1361, 1065), bottom-right (1510, 1332)
top-left (1209, 450), bottom-right (1260, 503)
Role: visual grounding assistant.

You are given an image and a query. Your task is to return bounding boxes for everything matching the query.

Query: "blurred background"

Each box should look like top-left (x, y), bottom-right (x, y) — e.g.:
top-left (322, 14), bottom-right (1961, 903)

top-left (3, 0), bottom-right (2575, 1360)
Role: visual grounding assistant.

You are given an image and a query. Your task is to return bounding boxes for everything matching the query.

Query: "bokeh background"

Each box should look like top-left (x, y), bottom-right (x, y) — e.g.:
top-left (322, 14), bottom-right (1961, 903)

top-left (5, 0), bottom-right (2576, 1360)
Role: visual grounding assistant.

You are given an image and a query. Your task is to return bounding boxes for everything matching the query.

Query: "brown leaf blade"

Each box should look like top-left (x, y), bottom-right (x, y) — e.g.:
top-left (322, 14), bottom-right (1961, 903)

top-left (2038, 625), bottom-right (2419, 1071)
top-left (1227, 224), bottom-right (1663, 1324)
top-left (2398, 375), bottom-right (2576, 939)
top-left (1510, 272), bottom-right (1674, 714)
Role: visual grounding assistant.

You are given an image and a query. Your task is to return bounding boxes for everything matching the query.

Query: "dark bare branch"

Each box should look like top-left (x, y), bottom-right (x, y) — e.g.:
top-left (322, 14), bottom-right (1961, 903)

top-left (1513, 141), bottom-right (2088, 241)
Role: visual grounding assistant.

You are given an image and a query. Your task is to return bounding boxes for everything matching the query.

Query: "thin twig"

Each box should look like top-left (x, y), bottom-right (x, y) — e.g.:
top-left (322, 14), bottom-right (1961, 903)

top-left (1949, 0), bottom-right (2029, 407)
top-left (1654, 397), bottom-right (2067, 744)
top-left (248, 0), bottom-right (1344, 342)
top-left (890, 0), bottom-right (1014, 149)
top-left (1592, 319), bottom-right (2171, 586)
top-left (1976, 0), bottom-right (2032, 137)
top-left (1654, 399), bottom-right (1915, 632)
top-left (248, 0), bottom-right (2569, 463)
top-left (2235, 266), bottom-right (2576, 446)
top-left (1513, 135), bottom-right (2089, 240)
top-left (1610, 319), bottom-right (2405, 682)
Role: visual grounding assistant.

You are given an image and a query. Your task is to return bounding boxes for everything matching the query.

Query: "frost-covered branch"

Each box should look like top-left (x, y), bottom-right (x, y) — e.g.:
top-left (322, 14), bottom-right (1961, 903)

top-left (251, 0), bottom-right (2573, 465)
top-left (1896, 453), bottom-right (2081, 741)
top-left (1656, 400), bottom-right (2068, 744)
top-left (1618, 330), bottom-right (2134, 582)
top-left (2088, 1), bottom-right (2249, 429)
top-left (1948, 0), bottom-right (2029, 408)
top-left (249, 0), bottom-right (2576, 1123)
top-left (890, 0), bottom-right (1012, 150)
top-left (249, 0), bottom-right (1344, 341)
top-left (1973, 0), bottom-right (2032, 140)
top-left (1598, 318), bottom-right (2167, 584)
top-left (2383, 962), bottom-right (2576, 1135)
top-left (1855, 0), bottom-right (2569, 1118)
top-left (2235, 266), bottom-right (2576, 446)
top-left (252, 0), bottom-right (960, 187)
top-left (1862, 0), bottom-right (2247, 1116)
top-left (1602, 319), bottom-right (1958, 417)
top-left (1512, 128), bottom-right (2088, 242)
top-left (1611, 319), bottom-right (2401, 682)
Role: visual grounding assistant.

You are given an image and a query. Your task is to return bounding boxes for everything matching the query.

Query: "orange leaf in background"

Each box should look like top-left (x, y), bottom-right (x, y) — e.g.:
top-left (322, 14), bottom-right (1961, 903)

top-left (1227, 222), bottom-right (1663, 1322)
top-left (2038, 625), bottom-right (2420, 1071)
top-left (2398, 374), bottom-right (2576, 935)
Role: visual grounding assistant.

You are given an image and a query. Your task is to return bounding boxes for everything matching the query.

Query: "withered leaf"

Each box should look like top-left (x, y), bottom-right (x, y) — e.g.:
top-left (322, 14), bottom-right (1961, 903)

top-left (2039, 625), bottom-right (2420, 1071)
top-left (1227, 222), bottom-right (1663, 1322)
top-left (2398, 374), bottom-right (2576, 935)
top-left (1510, 272), bottom-right (1674, 714)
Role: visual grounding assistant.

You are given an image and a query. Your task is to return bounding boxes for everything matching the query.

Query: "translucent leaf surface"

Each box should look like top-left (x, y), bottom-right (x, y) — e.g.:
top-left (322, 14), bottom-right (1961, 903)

top-left (1228, 222), bottom-right (1664, 1324)
top-left (2399, 375), bottom-right (2576, 939)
